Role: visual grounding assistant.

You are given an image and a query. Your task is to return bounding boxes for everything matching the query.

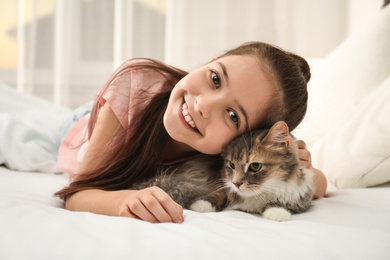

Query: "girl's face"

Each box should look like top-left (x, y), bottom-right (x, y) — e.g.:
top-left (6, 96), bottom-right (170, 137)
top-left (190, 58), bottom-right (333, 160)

top-left (163, 54), bottom-right (275, 154)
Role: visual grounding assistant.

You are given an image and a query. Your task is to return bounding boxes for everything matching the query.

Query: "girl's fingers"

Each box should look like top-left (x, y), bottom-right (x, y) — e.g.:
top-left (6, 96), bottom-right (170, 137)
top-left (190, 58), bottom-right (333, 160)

top-left (297, 140), bottom-right (312, 169)
top-left (123, 197), bottom-right (159, 223)
top-left (298, 149), bottom-right (311, 162)
top-left (142, 194), bottom-right (173, 223)
top-left (300, 160), bottom-right (312, 169)
top-left (118, 207), bottom-right (141, 220)
top-left (150, 187), bottom-right (184, 223)
top-left (175, 202), bottom-right (184, 217)
top-left (121, 187), bottom-right (184, 223)
top-left (296, 140), bottom-right (307, 149)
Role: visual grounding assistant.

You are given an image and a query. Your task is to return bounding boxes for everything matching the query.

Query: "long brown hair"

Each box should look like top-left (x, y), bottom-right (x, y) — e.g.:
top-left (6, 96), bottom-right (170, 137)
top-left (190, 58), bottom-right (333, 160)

top-left (55, 42), bottom-right (310, 200)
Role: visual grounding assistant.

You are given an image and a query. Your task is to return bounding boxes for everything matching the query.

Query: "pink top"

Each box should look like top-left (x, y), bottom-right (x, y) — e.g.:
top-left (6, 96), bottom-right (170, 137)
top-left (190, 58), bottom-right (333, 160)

top-left (57, 59), bottom-right (180, 177)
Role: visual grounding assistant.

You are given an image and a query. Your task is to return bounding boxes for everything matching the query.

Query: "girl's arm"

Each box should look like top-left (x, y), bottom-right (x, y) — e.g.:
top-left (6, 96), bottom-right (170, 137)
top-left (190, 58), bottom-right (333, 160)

top-left (310, 167), bottom-right (327, 199)
top-left (66, 188), bottom-right (184, 223)
top-left (65, 103), bottom-right (184, 223)
top-left (297, 140), bottom-right (327, 199)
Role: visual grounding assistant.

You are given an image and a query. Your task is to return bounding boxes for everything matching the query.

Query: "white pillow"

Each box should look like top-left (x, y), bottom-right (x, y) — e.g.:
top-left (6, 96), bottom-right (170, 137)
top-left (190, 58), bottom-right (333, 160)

top-left (0, 82), bottom-right (72, 173)
top-left (310, 75), bottom-right (390, 189)
top-left (296, 5), bottom-right (390, 146)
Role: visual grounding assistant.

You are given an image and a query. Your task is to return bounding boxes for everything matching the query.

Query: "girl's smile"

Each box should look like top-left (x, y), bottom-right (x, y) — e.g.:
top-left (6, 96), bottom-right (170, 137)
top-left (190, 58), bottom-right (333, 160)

top-left (163, 54), bottom-right (275, 155)
top-left (180, 100), bottom-right (199, 133)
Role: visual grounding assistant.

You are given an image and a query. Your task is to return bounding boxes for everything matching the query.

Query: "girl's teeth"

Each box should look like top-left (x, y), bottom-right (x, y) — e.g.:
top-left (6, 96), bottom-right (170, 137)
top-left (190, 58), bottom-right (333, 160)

top-left (182, 102), bottom-right (197, 129)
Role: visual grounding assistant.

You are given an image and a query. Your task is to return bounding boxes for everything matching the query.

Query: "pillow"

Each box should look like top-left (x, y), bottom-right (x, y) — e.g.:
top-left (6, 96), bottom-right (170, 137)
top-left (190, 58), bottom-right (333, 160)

top-left (0, 82), bottom-right (72, 173)
top-left (295, 4), bottom-right (390, 147)
top-left (310, 75), bottom-right (390, 189)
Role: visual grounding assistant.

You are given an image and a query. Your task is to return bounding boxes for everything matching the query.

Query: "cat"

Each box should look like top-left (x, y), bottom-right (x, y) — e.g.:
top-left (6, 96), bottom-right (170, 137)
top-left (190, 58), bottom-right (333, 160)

top-left (129, 121), bottom-right (314, 222)
top-left (217, 121), bottom-right (314, 221)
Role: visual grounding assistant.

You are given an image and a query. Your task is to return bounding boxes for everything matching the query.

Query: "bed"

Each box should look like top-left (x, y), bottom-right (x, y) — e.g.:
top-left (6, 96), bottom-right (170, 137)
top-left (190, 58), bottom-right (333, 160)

top-left (1, 5), bottom-right (390, 260)
top-left (0, 166), bottom-right (389, 260)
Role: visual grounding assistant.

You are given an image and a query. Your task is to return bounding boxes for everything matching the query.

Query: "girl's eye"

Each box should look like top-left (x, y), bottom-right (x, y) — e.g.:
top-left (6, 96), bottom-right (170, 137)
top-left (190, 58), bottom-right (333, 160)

top-left (228, 110), bottom-right (239, 127)
top-left (229, 161), bottom-right (236, 169)
top-left (249, 162), bottom-right (262, 172)
top-left (211, 71), bottom-right (221, 89)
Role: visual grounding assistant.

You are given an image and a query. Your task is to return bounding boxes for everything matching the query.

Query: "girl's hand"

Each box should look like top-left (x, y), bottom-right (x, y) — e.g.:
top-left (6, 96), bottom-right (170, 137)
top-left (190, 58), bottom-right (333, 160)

top-left (296, 140), bottom-right (327, 198)
top-left (117, 187), bottom-right (184, 223)
top-left (297, 140), bottom-right (312, 169)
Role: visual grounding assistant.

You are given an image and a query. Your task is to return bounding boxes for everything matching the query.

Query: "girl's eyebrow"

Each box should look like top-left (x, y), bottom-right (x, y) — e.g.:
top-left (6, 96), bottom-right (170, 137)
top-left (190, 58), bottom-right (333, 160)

top-left (217, 62), bottom-right (229, 82)
top-left (235, 100), bottom-right (249, 131)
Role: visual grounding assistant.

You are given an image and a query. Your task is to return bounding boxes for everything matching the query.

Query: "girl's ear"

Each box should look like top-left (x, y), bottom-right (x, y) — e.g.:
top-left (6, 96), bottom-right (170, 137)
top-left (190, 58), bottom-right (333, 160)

top-left (262, 121), bottom-right (290, 147)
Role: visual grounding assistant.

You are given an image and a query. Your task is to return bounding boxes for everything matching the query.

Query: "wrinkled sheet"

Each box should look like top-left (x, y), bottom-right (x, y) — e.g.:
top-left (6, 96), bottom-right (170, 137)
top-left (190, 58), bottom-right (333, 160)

top-left (1, 166), bottom-right (389, 260)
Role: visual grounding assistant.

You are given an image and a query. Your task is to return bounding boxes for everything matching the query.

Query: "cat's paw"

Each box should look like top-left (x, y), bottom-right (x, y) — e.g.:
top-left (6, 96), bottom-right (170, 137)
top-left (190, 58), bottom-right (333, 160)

top-left (262, 207), bottom-right (291, 222)
top-left (189, 200), bottom-right (216, 213)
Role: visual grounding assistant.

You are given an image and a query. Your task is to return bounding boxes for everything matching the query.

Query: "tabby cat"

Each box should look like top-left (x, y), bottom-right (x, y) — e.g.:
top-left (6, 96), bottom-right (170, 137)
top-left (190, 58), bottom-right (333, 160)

top-left (130, 121), bottom-right (314, 221)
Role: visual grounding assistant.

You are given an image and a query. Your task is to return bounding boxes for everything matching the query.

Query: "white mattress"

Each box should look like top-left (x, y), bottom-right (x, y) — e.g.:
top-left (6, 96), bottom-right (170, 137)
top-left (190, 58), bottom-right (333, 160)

top-left (1, 166), bottom-right (389, 260)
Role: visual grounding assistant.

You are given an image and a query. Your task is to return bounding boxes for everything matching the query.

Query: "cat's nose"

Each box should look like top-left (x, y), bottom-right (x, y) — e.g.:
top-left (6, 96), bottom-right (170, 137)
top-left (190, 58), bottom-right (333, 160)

top-left (233, 182), bottom-right (243, 188)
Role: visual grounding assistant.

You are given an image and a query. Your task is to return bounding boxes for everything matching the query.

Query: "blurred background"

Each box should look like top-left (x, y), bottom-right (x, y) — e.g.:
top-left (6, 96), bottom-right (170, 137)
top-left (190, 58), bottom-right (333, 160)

top-left (0, 0), bottom-right (383, 108)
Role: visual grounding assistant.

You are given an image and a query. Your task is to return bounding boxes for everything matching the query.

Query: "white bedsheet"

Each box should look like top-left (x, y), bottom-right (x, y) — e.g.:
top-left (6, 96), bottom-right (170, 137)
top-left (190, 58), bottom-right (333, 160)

top-left (1, 166), bottom-right (389, 260)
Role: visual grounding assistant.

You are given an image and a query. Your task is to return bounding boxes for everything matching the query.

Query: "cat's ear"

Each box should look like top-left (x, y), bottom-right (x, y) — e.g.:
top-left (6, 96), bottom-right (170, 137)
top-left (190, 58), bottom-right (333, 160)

top-left (262, 121), bottom-right (290, 147)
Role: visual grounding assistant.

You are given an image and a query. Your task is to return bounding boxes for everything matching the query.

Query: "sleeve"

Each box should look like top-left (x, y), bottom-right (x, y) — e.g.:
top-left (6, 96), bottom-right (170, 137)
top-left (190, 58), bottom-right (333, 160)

top-left (99, 60), bottom-right (134, 129)
top-left (99, 59), bottom-right (176, 129)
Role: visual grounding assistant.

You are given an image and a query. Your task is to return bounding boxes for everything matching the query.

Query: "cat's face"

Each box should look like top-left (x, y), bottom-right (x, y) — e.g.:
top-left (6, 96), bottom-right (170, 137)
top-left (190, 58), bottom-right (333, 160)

top-left (221, 121), bottom-right (299, 197)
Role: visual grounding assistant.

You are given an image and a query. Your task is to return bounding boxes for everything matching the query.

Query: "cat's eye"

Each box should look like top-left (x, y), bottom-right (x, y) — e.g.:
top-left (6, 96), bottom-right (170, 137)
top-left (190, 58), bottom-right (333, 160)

top-left (211, 71), bottom-right (221, 89)
top-left (229, 161), bottom-right (236, 169)
top-left (249, 162), bottom-right (262, 172)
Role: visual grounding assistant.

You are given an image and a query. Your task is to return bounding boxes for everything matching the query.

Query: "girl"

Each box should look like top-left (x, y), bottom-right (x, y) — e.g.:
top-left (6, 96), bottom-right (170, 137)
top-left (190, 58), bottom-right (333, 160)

top-left (55, 42), bottom-right (327, 223)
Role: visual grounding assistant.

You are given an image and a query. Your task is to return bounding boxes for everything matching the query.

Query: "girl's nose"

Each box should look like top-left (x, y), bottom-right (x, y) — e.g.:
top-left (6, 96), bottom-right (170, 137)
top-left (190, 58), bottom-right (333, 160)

top-left (195, 95), bottom-right (213, 119)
